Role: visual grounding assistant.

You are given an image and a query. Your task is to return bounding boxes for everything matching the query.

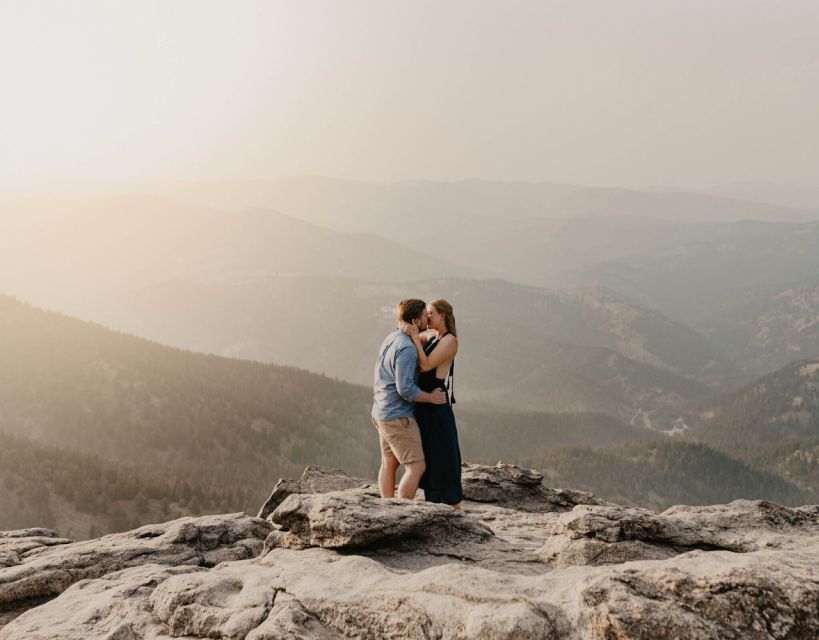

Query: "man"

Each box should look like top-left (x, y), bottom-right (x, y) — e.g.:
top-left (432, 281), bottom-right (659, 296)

top-left (372, 298), bottom-right (447, 499)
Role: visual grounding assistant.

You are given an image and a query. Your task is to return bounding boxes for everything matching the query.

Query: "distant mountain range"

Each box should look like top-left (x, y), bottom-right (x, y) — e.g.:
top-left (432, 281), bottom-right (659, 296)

top-left (3, 188), bottom-right (818, 417)
top-left (0, 195), bottom-right (473, 312)
top-left (685, 357), bottom-right (819, 448)
top-left (120, 177), bottom-right (819, 272)
top-left (686, 181), bottom-right (819, 211)
top-left (693, 276), bottom-right (819, 376)
top-left (1, 295), bottom-right (815, 536)
top-left (62, 276), bottom-right (731, 430)
top-left (560, 218), bottom-right (819, 326)
top-left (681, 357), bottom-right (819, 495)
top-left (0, 294), bottom-right (654, 535)
top-left (3, 180), bottom-right (819, 532)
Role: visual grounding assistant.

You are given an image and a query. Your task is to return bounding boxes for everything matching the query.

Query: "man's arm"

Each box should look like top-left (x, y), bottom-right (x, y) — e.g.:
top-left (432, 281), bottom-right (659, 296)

top-left (416, 388), bottom-right (447, 404)
top-left (395, 345), bottom-right (446, 405)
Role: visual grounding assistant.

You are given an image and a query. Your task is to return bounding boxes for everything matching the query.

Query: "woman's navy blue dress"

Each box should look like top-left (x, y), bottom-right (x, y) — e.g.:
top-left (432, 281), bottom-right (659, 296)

top-left (415, 334), bottom-right (464, 505)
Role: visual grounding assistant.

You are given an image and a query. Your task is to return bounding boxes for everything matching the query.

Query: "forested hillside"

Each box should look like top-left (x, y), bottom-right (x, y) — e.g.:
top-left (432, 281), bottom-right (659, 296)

top-left (683, 358), bottom-right (819, 493)
top-left (0, 432), bottom-right (197, 537)
top-left (0, 294), bottom-right (378, 535)
top-left (523, 440), bottom-right (814, 511)
top-left (79, 276), bottom-right (726, 430)
top-left (0, 294), bottom-right (655, 537)
top-left (2, 294), bottom-right (816, 538)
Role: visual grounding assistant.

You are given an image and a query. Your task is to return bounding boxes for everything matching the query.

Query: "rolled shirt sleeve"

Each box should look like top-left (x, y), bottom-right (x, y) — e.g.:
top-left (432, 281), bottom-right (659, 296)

top-left (394, 344), bottom-right (422, 403)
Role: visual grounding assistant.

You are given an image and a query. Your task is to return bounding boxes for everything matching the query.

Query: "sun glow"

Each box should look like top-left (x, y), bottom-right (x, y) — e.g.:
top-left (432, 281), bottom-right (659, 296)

top-left (0, 1), bottom-right (306, 183)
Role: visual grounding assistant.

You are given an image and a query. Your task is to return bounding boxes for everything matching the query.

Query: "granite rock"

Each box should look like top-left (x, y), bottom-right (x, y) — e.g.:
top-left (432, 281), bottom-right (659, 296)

top-left (0, 513), bottom-right (271, 627)
top-left (3, 463), bottom-right (818, 639)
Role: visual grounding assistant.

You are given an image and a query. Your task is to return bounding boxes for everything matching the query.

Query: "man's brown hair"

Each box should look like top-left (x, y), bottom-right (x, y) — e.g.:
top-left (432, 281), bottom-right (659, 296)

top-left (397, 298), bottom-right (426, 324)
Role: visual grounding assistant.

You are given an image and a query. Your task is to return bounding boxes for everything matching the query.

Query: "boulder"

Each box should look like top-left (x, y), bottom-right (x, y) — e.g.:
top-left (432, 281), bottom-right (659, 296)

top-left (257, 465), bottom-right (373, 520)
top-left (267, 488), bottom-right (495, 556)
top-left (461, 462), bottom-right (604, 512)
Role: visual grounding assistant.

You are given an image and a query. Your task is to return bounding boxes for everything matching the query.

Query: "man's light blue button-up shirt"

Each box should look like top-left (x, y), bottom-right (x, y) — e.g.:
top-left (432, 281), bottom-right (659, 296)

top-left (372, 330), bottom-right (422, 421)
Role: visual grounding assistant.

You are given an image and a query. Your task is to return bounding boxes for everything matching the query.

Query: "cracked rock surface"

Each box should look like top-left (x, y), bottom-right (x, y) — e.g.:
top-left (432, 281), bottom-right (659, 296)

top-left (539, 500), bottom-right (819, 567)
top-left (0, 513), bottom-right (271, 628)
top-left (3, 463), bottom-right (819, 639)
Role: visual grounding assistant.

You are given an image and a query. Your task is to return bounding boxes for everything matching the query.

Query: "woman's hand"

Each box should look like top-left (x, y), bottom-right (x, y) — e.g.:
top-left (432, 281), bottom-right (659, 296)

top-left (399, 320), bottom-right (420, 338)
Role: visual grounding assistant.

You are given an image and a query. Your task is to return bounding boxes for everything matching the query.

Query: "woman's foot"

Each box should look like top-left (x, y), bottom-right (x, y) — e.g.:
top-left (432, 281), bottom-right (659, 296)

top-left (452, 503), bottom-right (462, 511)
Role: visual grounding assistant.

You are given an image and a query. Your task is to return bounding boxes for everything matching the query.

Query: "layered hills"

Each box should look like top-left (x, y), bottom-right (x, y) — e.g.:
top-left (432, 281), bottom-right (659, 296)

top-left (66, 276), bottom-right (730, 429)
top-left (562, 218), bottom-right (819, 326)
top-left (694, 276), bottom-right (819, 375)
top-left (0, 195), bottom-right (471, 313)
top-left (0, 295), bottom-right (656, 535)
top-left (687, 357), bottom-right (819, 447)
top-left (3, 189), bottom-right (818, 398)
top-left (3, 182), bottom-right (819, 545)
top-left (123, 177), bottom-right (819, 268)
top-left (0, 190), bottom-right (819, 392)
top-left (1, 295), bottom-right (814, 539)
top-left (682, 357), bottom-right (819, 495)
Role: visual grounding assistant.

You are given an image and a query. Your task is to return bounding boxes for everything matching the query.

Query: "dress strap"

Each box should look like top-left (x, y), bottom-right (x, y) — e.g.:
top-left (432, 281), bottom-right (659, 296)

top-left (425, 332), bottom-right (456, 404)
top-left (437, 332), bottom-right (456, 405)
top-left (449, 358), bottom-right (456, 404)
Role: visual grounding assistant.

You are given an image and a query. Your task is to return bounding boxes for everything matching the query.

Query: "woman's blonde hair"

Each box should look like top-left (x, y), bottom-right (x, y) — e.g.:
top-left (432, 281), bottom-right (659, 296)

top-left (430, 299), bottom-right (457, 338)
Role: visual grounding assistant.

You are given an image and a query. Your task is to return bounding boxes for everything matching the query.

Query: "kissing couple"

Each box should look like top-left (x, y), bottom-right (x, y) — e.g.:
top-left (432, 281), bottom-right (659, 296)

top-left (371, 298), bottom-right (463, 509)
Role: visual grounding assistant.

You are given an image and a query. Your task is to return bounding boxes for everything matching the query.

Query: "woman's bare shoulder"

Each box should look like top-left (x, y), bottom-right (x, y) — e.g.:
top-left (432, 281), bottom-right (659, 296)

top-left (440, 333), bottom-right (458, 350)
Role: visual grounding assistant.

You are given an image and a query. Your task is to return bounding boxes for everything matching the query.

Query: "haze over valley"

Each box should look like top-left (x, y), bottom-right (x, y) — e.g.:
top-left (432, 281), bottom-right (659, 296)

top-left (3, 177), bottom-right (819, 537)
top-left (2, 0), bottom-right (819, 542)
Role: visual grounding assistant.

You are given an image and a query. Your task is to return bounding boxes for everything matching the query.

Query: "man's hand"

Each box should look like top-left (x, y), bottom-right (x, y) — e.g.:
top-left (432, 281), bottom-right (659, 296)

top-left (415, 388), bottom-right (448, 405)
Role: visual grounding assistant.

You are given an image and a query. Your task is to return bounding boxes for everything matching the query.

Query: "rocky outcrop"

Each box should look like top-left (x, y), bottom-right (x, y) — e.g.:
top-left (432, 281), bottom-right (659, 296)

top-left (0, 513), bottom-right (271, 628)
top-left (6, 541), bottom-right (819, 640)
top-left (263, 461), bottom-right (603, 521)
top-left (257, 465), bottom-right (372, 520)
top-left (662, 499), bottom-right (819, 532)
top-left (540, 500), bottom-right (819, 567)
top-left (3, 463), bottom-right (819, 639)
top-left (0, 529), bottom-right (73, 570)
top-left (541, 505), bottom-right (728, 566)
top-left (461, 462), bottom-right (604, 512)
top-left (267, 488), bottom-right (494, 552)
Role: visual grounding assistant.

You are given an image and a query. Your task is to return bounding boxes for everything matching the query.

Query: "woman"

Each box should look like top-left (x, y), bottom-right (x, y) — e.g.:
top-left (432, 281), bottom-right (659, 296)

top-left (400, 299), bottom-right (464, 509)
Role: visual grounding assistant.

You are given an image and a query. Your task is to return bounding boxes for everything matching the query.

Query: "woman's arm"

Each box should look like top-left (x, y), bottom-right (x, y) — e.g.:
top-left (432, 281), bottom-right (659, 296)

top-left (399, 322), bottom-right (434, 344)
top-left (394, 344), bottom-right (446, 405)
top-left (400, 322), bottom-right (458, 372)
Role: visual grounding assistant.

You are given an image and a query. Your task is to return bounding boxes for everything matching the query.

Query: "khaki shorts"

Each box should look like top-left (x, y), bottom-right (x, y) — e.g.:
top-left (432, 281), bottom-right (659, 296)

top-left (371, 415), bottom-right (425, 464)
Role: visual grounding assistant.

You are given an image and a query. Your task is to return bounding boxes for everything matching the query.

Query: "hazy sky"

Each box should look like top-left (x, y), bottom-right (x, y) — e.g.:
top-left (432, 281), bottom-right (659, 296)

top-left (1, 0), bottom-right (818, 189)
